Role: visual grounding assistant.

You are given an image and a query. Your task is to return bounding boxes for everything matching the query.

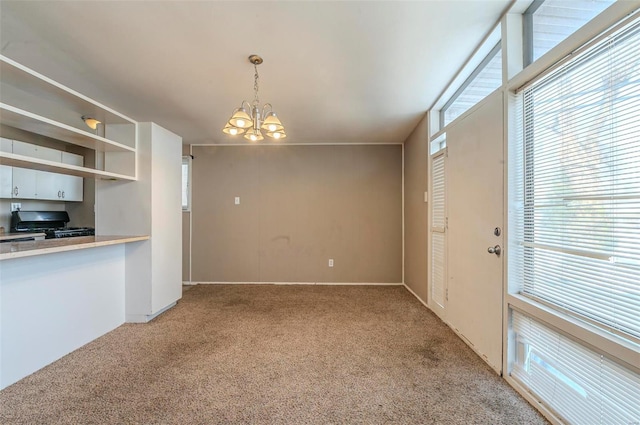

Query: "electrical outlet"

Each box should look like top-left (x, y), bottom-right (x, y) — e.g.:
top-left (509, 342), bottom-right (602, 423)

top-left (328, 259), bottom-right (334, 267)
top-left (11, 203), bottom-right (21, 212)
top-left (234, 197), bottom-right (240, 205)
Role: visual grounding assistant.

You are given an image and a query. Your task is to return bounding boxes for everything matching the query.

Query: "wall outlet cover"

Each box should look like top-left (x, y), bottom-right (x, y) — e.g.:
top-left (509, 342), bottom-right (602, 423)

top-left (11, 203), bottom-right (21, 212)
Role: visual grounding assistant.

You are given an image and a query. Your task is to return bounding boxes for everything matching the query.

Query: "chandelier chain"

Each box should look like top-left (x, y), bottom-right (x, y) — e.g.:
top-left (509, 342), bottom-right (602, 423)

top-left (253, 63), bottom-right (260, 106)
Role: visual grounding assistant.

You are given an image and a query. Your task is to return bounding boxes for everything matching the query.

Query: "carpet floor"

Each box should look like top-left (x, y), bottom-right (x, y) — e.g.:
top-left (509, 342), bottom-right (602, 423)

top-left (0, 285), bottom-right (547, 424)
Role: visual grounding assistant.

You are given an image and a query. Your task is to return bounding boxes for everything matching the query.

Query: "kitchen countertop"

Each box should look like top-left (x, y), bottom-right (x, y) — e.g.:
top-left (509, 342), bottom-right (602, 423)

top-left (0, 235), bottom-right (149, 260)
top-left (0, 232), bottom-right (46, 241)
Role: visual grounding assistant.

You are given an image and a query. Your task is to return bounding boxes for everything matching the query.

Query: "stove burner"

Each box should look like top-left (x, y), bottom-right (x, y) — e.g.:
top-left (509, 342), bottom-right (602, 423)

top-left (45, 227), bottom-right (95, 239)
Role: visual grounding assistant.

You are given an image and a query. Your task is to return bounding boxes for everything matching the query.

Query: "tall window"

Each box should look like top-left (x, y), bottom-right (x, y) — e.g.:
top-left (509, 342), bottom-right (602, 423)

top-left (510, 16), bottom-right (640, 423)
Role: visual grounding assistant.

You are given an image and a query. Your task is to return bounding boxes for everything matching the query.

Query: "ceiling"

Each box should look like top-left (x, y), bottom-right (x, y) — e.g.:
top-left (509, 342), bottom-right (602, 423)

top-left (0, 1), bottom-right (511, 145)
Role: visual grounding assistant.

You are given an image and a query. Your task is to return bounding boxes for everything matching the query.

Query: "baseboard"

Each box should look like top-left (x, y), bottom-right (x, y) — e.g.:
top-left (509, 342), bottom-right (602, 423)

top-left (402, 283), bottom-right (429, 309)
top-left (504, 375), bottom-right (566, 425)
top-left (193, 281), bottom-right (404, 286)
top-left (182, 281), bottom-right (196, 286)
top-left (125, 302), bottom-right (177, 323)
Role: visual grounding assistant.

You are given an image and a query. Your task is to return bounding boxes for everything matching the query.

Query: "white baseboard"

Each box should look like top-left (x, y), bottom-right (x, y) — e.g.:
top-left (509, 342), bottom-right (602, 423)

top-left (193, 281), bottom-right (404, 286)
top-left (504, 375), bottom-right (566, 425)
top-left (125, 302), bottom-right (176, 323)
top-left (182, 281), bottom-right (196, 286)
top-left (402, 283), bottom-right (429, 309)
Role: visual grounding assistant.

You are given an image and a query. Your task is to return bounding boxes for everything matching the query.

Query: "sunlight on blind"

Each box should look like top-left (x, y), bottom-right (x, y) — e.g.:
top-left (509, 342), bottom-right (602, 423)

top-left (513, 19), bottom-right (640, 338)
top-left (512, 311), bottom-right (640, 425)
top-left (181, 157), bottom-right (190, 210)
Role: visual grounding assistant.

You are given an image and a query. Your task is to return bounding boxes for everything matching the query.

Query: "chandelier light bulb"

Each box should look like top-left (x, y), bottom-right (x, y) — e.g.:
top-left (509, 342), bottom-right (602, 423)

top-left (236, 119), bottom-right (246, 128)
top-left (250, 134), bottom-right (257, 141)
top-left (268, 124), bottom-right (277, 131)
top-left (273, 132), bottom-right (281, 139)
top-left (230, 128), bottom-right (238, 135)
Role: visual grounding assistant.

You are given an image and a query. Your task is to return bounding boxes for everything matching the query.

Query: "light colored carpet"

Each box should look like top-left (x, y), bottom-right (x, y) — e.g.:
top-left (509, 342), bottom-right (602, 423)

top-left (0, 285), bottom-right (547, 424)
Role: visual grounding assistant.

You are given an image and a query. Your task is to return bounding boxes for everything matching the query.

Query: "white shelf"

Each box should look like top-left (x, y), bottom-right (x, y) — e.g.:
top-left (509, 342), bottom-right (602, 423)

top-left (0, 55), bottom-right (135, 128)
top-left (0, 104), bottom-right (135, 153)
top-left (0, 152), bottom-right (135, 181)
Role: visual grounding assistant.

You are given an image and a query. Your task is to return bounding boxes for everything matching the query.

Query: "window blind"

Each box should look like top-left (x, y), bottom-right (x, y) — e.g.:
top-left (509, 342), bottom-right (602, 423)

top-left (512, 311), bottom-right (640, 425)
top-left (513, 18), bottom-right (640, 339)
top-left (182, 156), bottom-right (190, 210)
top-left (431, 151), bottom-right (446, 307)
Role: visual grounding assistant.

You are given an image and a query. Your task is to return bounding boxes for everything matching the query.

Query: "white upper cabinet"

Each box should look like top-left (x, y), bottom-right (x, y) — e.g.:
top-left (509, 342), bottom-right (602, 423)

top-left (0, 165), bottom-right (12, 198)
top-left (0, 55), bottom-right (137, 180)
top-left (3, 140), bottom-right (84, 202)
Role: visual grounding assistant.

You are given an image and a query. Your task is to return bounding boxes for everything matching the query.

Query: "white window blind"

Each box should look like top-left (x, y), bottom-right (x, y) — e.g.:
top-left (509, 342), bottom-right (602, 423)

top-left (431, 151), bottom-right (446, 307)
top-left (513, 18), bottom-right (640, 339)
top-left (443, 45), bottom-right (503, 127)
top-left (182, 156), bottom-right (191, 211)
top-left (512, 311), bottom-right (640, 425)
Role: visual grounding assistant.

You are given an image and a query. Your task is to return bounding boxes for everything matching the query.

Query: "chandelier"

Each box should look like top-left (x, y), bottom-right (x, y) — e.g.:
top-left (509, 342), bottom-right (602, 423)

top-left (222, 55), bottom-right (286, 141)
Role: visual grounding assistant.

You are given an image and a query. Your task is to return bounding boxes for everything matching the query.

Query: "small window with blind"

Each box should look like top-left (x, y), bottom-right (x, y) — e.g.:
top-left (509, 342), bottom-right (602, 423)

top-left (523, 0), bottom-right (616, 66)
top-left (182, 156), bottom-right (191, 211)
top-left (441, 43), bottom-right (503, 127)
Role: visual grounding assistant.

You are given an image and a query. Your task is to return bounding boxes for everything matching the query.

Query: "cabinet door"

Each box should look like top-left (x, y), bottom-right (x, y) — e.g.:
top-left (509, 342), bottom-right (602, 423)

top-left (60, 152), bottom-right (84, 202)
top-left (0, 138), bottom-right (12, 153)
top-left (12, 167), bottom-right (37, 199)
top-left (36, 170), bottom-right (62, 201)
top-left (0, 165), bottom-right (12, 198)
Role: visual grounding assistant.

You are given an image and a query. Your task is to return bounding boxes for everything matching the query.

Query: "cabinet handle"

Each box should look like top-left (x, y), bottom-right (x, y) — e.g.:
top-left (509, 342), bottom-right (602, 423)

top-left (58, 190), bottom-right (62, 198)
top-left (62, 191), bottom-right (65, 199)
top-left (14, 186), bottom-right (18, 196)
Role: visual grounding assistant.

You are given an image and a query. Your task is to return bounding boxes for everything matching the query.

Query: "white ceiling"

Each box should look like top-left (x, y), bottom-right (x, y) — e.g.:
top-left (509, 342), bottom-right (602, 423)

top-left (0, 1), bottom-right (510, 145)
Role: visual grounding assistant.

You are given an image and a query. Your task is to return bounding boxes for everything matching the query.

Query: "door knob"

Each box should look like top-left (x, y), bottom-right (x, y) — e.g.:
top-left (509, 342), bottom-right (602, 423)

top-left (487, 245), bottom-right (501, 256)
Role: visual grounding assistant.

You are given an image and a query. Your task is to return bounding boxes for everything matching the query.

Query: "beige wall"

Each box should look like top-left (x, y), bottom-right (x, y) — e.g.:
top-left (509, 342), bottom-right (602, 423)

top-left (191, 144), bottom-right (402, 283)
top-left (403, 114), bottom-right (429, 302)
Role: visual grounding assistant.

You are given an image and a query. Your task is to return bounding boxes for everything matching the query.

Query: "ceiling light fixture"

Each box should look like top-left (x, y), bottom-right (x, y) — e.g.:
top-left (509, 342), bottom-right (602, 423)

top-left (81, 116), bottom-right (101, 131)
top-left (223, 55), bottom-right (286, 141)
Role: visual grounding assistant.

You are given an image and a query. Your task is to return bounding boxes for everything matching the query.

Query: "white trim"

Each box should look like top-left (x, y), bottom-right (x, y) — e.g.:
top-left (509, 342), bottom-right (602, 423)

top-left (403, 283), bottom-right (429, 310)
top-left (125, 302), bottom-right (176, 323)
top-left (193, 281), bottom-right (404, 286)
top-left (188, 144), bottom-right (193, 284)
top-left (504, 375), bottom-right (567, 425)
top-left (189, 142), bottom-right (403, 147)
top-left (182, 281), bottom-right (195, 286)
top-left (401, 143), bottom-right (405, 286)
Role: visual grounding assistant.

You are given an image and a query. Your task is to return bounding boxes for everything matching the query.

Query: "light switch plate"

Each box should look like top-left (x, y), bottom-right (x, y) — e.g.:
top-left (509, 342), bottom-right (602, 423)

top-left (234, 197), bottom-right (240, 205)
top-left (424, 191), bottom-right (429, 203)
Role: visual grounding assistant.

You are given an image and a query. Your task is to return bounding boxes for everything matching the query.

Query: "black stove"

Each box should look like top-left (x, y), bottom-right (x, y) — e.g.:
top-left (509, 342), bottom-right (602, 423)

top-left (10, 211), bottom-right (95, 239)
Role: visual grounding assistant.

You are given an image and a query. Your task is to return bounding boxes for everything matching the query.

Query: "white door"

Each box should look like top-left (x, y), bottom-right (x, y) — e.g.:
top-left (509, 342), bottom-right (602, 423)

top-left (429, 149), bottom-right (447, 320)
top-left (445, 92), bottom-right (504, 374)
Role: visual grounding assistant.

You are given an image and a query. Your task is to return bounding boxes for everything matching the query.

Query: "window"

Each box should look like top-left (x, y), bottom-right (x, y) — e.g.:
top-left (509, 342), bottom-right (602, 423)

top-left (512, 17), bottom-right (640, 339)
top-left (524, 0), bottom-right (616, 66)
top-left (441, 43), bottom-right (503, 127)
top-left (512, 311), bottom-right (640, 424)
top-left (182, 156), bottom-right (191, 211)
top-left (509, 16), bottom-right (640, 422)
